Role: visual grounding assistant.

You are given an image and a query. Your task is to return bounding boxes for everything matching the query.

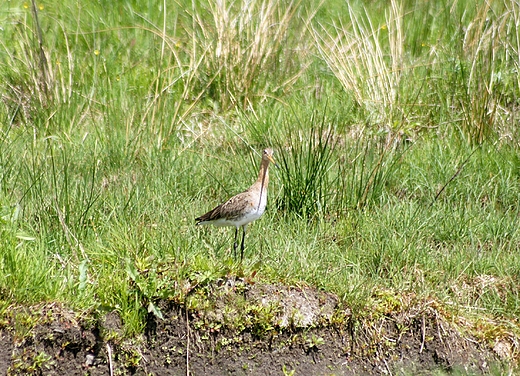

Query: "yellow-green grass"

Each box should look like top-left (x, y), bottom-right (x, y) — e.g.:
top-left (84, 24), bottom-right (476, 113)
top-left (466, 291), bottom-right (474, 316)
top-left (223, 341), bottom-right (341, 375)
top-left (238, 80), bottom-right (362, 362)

top-left (0, 0), bottom-right (519, 351)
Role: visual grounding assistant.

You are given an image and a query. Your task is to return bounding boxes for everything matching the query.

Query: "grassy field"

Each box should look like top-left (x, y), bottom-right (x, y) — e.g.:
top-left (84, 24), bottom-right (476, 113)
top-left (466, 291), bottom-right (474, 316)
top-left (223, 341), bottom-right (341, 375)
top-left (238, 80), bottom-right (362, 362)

top-left (1, 0), bottom-right (519, 354)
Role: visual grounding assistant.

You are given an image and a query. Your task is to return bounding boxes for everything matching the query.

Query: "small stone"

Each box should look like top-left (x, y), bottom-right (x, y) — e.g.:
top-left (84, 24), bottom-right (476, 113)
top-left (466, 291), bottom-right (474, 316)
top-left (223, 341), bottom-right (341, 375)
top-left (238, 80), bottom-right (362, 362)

top-left (493, 340), bottom-right (511, 359)
top-left (85, 354), bottom-right (95, 366)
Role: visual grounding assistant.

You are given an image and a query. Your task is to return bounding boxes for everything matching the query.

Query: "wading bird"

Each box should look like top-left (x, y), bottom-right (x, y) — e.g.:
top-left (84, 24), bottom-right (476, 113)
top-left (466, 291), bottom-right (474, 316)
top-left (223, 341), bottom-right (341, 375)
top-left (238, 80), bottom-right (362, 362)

top-left (195, 148), bottom-right (276, 260)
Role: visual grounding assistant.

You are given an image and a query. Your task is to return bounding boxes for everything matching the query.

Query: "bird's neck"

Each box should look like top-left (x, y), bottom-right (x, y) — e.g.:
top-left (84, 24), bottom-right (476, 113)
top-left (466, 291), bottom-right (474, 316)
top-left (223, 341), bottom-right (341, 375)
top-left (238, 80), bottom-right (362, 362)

top-left (253, 158), bottom-right (270, 211)
top-left (256, 158), bottom-right (270, 191)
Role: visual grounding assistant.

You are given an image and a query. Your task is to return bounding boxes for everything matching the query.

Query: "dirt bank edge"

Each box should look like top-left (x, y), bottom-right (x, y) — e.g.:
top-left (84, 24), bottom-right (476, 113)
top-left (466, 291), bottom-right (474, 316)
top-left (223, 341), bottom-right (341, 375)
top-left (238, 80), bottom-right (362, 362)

top-left (1, 281), bottom-right (516, 375)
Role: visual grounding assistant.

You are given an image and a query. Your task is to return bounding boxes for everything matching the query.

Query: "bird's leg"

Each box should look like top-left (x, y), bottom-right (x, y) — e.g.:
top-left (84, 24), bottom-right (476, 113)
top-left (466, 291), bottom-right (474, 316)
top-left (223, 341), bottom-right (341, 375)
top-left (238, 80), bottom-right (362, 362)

top-left (240, 225), bottom-right (247, 261)
top-left (233, 227), bottom-right (239, 259)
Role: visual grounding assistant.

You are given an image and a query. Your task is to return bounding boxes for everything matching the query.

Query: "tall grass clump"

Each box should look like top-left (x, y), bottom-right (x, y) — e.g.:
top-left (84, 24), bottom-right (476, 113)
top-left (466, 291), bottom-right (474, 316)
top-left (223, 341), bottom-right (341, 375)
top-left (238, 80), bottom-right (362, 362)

top-left (460, 1), bottom-right (520, 144)
top-left (0, 1), bottom-right (209, 147)
top-left (0, 2), bottom-right (69, 125)
top-left (185, 0), bottom-right (311, 110)
top-left (313, 0), bottom-right (520, 145)
top-left (269, 102), bottom-right (410, 217)
top-left (427, 1), bottom-right (520, 144)
top-left (273, 110), bottom-right (336, 218)
top-left (312, 0), bottom-right (407, 131)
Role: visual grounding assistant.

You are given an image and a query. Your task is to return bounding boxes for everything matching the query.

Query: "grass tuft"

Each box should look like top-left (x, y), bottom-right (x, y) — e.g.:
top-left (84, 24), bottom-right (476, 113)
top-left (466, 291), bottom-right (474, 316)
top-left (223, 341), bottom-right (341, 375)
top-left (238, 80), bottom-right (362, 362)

top-left (184, 0), bottom-right (310, 110)
top-left (274, 109), bottom-right (336, 218)
top-left (312, 0), bottom-right (406, 131)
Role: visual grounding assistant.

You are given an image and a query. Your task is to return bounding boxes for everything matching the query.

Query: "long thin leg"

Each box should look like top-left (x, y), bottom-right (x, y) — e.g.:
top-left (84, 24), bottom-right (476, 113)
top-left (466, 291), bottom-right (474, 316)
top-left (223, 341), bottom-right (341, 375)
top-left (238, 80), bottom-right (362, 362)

top-left (240, 225), bottom-right (247, 261)
top-left (233, 227), bottom-right (239, 259)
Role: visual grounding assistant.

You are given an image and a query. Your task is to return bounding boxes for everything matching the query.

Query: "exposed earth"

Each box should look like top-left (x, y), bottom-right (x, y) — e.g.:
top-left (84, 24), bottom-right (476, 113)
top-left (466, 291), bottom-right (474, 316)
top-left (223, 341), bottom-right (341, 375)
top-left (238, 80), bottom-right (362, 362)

top-left (1, 279), bottom-right (516, 375)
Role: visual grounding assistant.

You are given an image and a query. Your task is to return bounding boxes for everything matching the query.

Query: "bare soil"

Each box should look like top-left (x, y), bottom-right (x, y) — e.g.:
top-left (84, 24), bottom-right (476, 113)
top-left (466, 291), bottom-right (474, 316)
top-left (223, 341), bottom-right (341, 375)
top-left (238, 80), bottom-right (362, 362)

top-left (1, 280), bottom-right (513, 375)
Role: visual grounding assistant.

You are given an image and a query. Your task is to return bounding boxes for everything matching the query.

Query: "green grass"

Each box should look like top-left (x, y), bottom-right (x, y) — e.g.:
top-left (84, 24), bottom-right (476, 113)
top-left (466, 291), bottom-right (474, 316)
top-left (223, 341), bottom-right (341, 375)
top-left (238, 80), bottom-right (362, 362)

top-left (1, 0), bottom-right (520, 356)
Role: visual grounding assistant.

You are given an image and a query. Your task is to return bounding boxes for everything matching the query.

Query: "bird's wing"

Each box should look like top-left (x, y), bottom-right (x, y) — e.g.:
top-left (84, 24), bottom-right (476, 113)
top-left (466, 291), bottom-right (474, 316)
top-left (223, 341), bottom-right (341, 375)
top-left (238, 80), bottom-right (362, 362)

top-left (195, 203), bottom-right (223, 223)
top-left (195, 191), bottom-right (254, 223)
top-left (219, 192), bottom-right (253, 219)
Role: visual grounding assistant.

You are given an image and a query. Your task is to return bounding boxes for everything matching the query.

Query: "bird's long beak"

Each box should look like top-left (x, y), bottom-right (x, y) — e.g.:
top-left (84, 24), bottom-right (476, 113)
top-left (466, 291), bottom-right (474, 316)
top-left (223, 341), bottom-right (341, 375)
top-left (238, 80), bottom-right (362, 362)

top-left (267, 155), bottom-right (278, 168)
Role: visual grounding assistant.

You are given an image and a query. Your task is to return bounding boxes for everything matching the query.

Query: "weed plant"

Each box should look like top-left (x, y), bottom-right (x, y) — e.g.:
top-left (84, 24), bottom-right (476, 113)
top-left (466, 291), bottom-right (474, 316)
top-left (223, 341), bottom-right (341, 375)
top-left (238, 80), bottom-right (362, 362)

top-left (0, 0), bottom-right (519, 349)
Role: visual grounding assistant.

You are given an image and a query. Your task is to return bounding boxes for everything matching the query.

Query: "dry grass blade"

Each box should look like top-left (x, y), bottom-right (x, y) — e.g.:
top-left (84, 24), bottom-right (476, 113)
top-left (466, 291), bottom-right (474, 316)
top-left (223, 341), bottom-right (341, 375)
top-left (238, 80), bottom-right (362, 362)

top-left (186, 0), bottom-right (306, 109)
top-left (0, 7), bottom-right (76, 124)
top-left (312, 0), bottom-right (404, 127)
top-left (458, 1), bottom-right (518, 144)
